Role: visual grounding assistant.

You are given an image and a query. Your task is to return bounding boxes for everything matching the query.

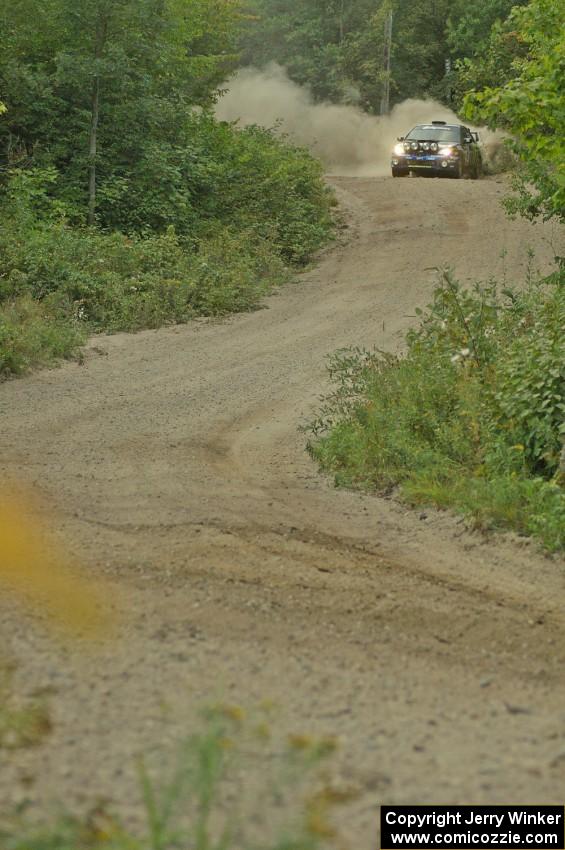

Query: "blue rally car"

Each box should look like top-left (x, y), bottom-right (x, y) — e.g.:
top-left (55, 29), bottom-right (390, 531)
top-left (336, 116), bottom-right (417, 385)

top-left (391, 121), bottom-right (482, 179)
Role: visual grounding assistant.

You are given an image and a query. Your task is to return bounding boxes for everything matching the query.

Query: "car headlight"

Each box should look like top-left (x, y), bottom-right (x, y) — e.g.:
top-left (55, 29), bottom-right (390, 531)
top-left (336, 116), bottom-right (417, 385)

top-left (393, 143), bottom-right (405, 155)
top-left (439, 146), bottom-right (454, 156)
top-left (410, 141), bottom-right (418, 150)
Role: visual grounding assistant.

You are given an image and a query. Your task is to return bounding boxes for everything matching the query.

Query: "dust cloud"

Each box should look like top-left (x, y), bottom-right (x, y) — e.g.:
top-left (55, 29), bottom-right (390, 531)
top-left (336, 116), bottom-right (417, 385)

top-left (216, 63), bottom-right (501, 175)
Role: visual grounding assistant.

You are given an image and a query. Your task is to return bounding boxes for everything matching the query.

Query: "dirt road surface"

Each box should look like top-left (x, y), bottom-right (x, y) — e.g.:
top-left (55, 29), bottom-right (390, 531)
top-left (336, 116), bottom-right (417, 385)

top-left (1, 177), bottom-right (564, 846)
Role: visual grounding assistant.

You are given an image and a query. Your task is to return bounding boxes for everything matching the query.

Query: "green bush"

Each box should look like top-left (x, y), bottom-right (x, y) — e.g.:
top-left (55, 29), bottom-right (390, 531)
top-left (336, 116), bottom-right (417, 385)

top-left (0, 166), bottom-right (295, 377)
top-left (0, 120), bottom-right (333, 379)
top-left (463, 0), bottom-right (565, 224)
top-left (93, 116), bottom-right (334, 266)
top-left (308, 270), bottom-right (565, 550)
top-left (2, 113), bottom-right (334, 267)
top-left (207, 123), bottom-right (334, 264)
top-left (0, 296), bottom-right (85, 378)
top-left (0, 221), bottom-right (288, 332)
top-left (0, 223), bottom-right (289, 375)
top-left (188, 227), bottom-right (288, 316)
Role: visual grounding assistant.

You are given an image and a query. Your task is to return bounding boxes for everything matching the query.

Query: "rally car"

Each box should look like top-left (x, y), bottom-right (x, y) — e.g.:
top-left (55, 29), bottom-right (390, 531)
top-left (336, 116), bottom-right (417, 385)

top-left (391, 121), bottom-right (482, 178)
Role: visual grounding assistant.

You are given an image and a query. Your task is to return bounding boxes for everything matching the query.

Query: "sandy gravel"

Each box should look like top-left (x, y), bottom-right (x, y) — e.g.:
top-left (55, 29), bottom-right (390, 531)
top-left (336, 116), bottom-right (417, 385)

top-left (1, 176), bottom-right (564, 847)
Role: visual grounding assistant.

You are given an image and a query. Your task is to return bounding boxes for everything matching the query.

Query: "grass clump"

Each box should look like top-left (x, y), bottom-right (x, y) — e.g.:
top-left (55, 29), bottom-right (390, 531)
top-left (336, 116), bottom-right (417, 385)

top-left (0, 212), bottom-right (289, 379)
top-left (1, 220), bottom-right (288, 336)
top-left (0, 707), bottom-right (343, 850)
top-left (0, 296), bottom-right (85, 378)
top-left (308, 269), bottom-right (565, 551)
top-left (0, 660), bottom-right (51, 750)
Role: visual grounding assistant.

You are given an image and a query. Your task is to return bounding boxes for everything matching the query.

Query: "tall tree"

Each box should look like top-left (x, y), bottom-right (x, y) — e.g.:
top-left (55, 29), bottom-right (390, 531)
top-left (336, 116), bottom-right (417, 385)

top-left (464, 0), bottom-right (565, 222)
top-left (0, 0), bottom-right (242, 223)
top-left (239, 0), bottom-right (462, 109)
top-left (239, 0), bottom-right (381, 104)
top-left (446, 0), bottom-right (528, 62)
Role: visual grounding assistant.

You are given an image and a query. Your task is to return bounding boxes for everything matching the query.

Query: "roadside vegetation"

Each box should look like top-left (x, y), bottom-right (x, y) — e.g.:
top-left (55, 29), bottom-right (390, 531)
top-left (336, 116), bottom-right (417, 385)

top-left (308, 270), bottom-right (564, 551)
top-left (0, 659), bottom-right (51, 751)
top-left (0, 0), bottom-right (334, 379)
top-left (462, 0), bottom-right (565, 224)
top-left (0, 698), bottom-right (340, 850)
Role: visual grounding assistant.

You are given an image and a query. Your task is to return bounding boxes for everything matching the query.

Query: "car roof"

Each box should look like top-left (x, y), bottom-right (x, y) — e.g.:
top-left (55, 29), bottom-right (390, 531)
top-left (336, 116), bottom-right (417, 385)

top-left (414, 123), bottom-right (461, 129)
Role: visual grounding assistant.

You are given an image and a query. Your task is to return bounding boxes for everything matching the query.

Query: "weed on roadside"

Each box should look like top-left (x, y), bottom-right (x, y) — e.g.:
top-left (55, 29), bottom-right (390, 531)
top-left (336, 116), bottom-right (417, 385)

top-left (0, 659), bottom-right (51, 751)
top-left (308, 268), bottom-right (565, 551)
top-left (0, 296), bottom-right (85, 378)
top-left (0, 706), bottom-right (345, 850)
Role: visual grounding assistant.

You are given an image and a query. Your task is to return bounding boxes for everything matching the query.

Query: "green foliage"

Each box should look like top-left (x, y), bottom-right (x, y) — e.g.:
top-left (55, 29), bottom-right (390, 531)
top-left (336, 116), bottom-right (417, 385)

top-left (0, 0), bottom-right (242, 218)
top-left (0, 0), bottom-right (333, 249)
top-left (463, 0), bottom-right (565, 223)
top-left (0, 297), bottom-right (85, 378)
top-left (390, 0), bottom-right (452, 103)
top-left (239, 0), bottom-right (381, 104)
top-left (188, 227), bottom-right (288, 315)
top-left (0, 0), bottom-right (335, 380)
top-left (447, 0), bottom-right (528, 64)
top-left (492, 284), bottom-right (565, 474)
top-left (212, 124), bottom-right (333, 264)
top-left (0, 186), bottom-right (291, 378)
top-left (90, 115), bottom-right (333, 261)
top-left (404, 474), bottom-right (565, 552)
top-left (237, 0), bottom-right (557, 125)
top-left (0, 99), bottom-right (333, 377)
top-left (447, 0), bottom-right (529, 108)
top-left (0, 661), bottom-right (52, 750)
top-left (0, 216), bottom-right (287, 330)
top-left (308, 271), bottom-right (565, 551)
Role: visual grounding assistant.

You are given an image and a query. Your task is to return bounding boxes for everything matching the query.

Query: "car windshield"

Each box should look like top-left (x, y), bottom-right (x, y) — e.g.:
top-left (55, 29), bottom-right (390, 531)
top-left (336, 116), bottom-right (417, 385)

top-left (405, 125), bottom-right (460, 142)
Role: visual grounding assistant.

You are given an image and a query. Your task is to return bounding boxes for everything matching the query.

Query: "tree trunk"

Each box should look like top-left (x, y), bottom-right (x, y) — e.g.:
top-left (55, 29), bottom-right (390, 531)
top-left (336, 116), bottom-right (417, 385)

top-left (88, 74), bottom-right (100, 226)
top-left (88, 15), bottom-right (107, 227)
top-left (557, 438), bottom-right (565, 486)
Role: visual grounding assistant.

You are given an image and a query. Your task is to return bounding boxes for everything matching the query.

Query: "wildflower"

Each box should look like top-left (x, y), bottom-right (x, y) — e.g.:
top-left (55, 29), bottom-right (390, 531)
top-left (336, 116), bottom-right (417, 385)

top-left (288, 733), bottom-right (314, 751)
top-left (219, 704), bottom-right (245, 723)
top-left (0, 488), bottom-right (114, 637)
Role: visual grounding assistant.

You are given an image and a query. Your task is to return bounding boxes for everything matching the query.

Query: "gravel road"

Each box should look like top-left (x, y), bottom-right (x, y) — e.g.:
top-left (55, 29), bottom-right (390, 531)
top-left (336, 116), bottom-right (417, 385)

top-left (1, 176), bottom-right (564, 847)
